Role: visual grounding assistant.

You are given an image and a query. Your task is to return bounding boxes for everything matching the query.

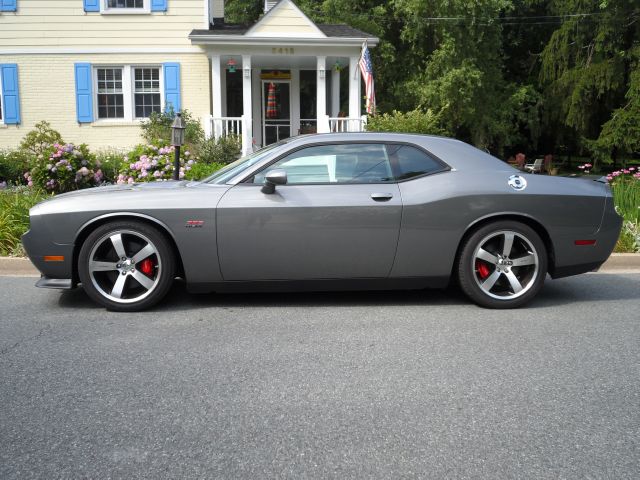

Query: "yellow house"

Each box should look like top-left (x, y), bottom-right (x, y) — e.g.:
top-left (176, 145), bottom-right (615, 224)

top-left (0, 0), bottom-right (378, 153)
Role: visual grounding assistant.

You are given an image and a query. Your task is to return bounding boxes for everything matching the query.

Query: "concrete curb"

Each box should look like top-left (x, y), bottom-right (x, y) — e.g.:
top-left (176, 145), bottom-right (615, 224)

top-left (1, 254), bottom-right (639, 277)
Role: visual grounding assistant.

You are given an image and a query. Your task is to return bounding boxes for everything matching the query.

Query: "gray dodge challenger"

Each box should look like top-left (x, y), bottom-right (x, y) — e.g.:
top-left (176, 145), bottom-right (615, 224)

top-left (22, 133), bottom-right (622, 311)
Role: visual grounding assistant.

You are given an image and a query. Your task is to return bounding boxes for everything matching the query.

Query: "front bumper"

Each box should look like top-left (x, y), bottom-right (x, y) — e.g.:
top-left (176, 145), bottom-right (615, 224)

top-left (36, 276), bottom-right (75, 290)
top-left (21, 227), bottom-right (75, 283)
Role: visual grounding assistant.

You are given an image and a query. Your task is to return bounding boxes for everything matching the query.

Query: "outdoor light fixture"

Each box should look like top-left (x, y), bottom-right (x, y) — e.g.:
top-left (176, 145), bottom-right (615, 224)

top-left (171, 112), bottom-right (186, 181)
top-left (243, 66), bottom-right (251, 78)
top-left (319, 69), bottom-right (326, 79)
top-left (226, 58), bottom-right (237, 73)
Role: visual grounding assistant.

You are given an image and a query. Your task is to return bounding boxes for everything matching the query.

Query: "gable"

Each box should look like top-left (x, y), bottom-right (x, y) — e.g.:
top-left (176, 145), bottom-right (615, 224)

top-left (246, 0), bottom-right (326, 38)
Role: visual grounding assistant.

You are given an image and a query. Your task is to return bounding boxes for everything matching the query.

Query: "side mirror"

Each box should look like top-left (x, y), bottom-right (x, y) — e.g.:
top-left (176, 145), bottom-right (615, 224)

top-left (261, 169), bottom-right (287, 194)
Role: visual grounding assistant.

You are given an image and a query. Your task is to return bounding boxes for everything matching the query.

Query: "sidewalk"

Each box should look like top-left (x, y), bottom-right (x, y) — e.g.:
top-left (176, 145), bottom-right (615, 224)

top-left (2, 254), bottom-right (639, 277)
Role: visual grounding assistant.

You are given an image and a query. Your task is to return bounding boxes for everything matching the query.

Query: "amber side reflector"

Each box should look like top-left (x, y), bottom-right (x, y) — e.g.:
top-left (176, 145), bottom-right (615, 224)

top-left (574, 240), bottom-right (597, 246)
top-left (44, 255), bottom-right (65, 262)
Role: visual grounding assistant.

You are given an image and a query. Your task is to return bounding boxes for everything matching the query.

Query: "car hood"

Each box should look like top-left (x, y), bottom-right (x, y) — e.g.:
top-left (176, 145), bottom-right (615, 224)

top-left (51, 180), bottom-right (192, 200)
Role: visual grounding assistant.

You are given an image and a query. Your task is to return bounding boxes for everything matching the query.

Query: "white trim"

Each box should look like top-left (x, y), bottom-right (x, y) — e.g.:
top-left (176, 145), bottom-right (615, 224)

top-left (204, 0), bottom-right (210, 29)
top-left (100, 0), bottom-right (151, 15)
top-left (190, 36), bottom-right (377, 47)
top-left (0, 47), bottom-right (203, 55)
top-left (246, 0), bottom-right (326, 38)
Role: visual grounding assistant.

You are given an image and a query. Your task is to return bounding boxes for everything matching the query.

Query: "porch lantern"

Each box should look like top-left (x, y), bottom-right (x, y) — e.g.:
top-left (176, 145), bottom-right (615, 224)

top-left (171, 113), bottom-right (186, 181)
top-left (226, 58), bottom-right (237, 73)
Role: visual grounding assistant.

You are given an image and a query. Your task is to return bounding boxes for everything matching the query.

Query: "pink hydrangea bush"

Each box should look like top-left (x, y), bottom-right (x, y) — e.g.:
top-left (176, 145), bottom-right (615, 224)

top-left (116, 144), bottom-right (196, 184)
top-left (606, 166), bottom-right (640, 182)
top-left (28, 143), bottom-right (101, 193)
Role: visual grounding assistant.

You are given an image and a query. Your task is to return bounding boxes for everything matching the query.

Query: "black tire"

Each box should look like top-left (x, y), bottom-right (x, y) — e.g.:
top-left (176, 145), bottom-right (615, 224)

top-left (457, 220), bottom-right (548, 309)
top-left (78, 220), bottom-right (176, 311)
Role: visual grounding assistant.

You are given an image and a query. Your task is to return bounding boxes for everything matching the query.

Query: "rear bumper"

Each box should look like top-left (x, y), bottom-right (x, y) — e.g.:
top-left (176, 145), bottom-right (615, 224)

top-left (550, 196), bottom-right (623, 279)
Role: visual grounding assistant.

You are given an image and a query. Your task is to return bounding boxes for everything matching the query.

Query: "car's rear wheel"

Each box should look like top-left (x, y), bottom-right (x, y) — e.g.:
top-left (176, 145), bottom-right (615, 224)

top-left (78, 221), bottom-right (176, 311)
top-left (458, 221), bottom-right (547, 308)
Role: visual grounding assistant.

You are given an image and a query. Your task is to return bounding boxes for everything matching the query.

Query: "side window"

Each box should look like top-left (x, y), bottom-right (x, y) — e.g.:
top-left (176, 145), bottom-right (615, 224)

top-left (254, 143), bottom-right (393, 184)
top-left (387, 144), bottom-right (445, 180)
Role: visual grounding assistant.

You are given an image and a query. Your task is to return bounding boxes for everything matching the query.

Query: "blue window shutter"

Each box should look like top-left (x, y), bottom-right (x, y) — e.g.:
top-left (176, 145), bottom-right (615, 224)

top-left (74, 63), bottom-right (94, 123)
top-left (151, 0), bottom-right (167, 12)
top-left (1, 64), bottom-right (21, 124)
top-left (163, 62), bottom-right (181, 113)
top-left (83, 0), bottom-right (99, 12)
top-left (0, 0), bottom-right (17, 12)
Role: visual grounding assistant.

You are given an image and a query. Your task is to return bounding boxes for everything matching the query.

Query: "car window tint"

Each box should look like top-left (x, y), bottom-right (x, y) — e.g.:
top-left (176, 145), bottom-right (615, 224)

top-left (254, 143), bottom-right (393, 184)
top-left (387, 144), bottom-right (444, 180)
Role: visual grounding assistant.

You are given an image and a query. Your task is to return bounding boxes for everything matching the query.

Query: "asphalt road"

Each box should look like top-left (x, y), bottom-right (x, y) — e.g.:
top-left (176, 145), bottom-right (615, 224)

top-left (1, 274), bottom-right (639, 479)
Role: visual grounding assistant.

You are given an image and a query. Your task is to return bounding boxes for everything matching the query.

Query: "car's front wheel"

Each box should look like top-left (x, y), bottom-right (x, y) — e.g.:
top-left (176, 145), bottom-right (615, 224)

top-left (458, 221), bottom-right (548, 308)
top-left (78, 220), bottom-right (176, 311)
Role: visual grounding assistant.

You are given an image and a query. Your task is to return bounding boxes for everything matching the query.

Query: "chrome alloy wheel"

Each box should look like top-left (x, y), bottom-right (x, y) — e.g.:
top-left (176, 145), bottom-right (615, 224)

top-left (87, 229), bottom-right (162, 304)
top-left (471, 230), bottom-right (539, 300)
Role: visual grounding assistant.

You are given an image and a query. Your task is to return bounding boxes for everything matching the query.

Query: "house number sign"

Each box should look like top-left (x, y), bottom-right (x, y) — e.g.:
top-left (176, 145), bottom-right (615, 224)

top-left (272, 47), bottom-right (295, 55)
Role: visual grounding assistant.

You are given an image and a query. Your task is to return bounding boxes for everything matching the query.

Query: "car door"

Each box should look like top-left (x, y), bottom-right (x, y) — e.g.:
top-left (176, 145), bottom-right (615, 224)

top-left (216, 142), bottom-right (402, 281)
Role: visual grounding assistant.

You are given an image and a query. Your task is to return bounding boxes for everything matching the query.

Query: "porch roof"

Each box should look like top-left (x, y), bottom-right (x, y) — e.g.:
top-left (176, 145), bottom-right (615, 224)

top-left (189, 25), bottom-right (378, 46)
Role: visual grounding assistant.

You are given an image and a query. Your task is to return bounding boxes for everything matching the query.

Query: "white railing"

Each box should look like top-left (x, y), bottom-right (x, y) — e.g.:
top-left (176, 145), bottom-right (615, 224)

top-left (205, 115), bottom-right (253, 156)
top-left (328, 116), bottom-right (368, 133)
top-left (209, 116), bottom-right (243, 138)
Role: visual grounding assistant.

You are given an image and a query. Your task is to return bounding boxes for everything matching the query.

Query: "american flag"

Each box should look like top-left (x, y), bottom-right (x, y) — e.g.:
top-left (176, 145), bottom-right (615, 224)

top-left (359, 42), bottom-right (376, 115)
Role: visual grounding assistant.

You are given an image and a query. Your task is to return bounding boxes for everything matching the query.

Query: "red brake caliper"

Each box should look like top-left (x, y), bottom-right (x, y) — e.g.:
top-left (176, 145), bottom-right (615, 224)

top-left (139, 258), bottom-right (155, 276)
top-left (476, 260), bottom-right (491, 280)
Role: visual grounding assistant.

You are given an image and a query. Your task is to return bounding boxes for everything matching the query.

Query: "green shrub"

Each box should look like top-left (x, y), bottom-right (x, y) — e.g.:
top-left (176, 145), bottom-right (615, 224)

top-left (117, 144), bottom-right (197, 183)
top-left (184, 162), bottom-right (225, 181)
top-left (608, 169), bottom-right (640, 223)
top-left (614, 221), bottom-right (640, 253)
top-left (367, 109), bottom-right (446, 136)
top-left (0, 187), bottom-right (49, 256)
top-left (140, 109), bottom-right (204, 150)
top-left (0, 149), bottom-right (29, 185)
top-left (28, 143), bottom-right (100, 193)
top-left (198, 135), bottom-right (242, 165)
top-left (95, 149), bottom-right (127, 184)
top-left (19, 121), bottom-right (63, 157)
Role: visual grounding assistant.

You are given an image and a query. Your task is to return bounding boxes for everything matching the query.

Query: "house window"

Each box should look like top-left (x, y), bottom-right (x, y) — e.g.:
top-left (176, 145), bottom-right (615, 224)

top-left (102, 0), bottom-right (150, 13)
top-left (108, 0), bottom-right (144, 7)
top-left (134, 68), bottom-right (161, 118)
top-left (94, 65), bottom-right (162, 121)
top-left (97, 68), bottom-right (125, 119)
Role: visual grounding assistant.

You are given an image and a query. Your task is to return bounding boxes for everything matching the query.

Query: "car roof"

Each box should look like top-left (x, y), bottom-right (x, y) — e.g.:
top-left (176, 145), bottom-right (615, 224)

top-left (284, 133), bottom-right (514, 172)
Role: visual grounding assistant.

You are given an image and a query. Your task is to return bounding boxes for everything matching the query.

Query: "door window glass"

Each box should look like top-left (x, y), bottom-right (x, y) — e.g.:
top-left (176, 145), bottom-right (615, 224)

top-left (254, 143), bottom-right (392, 184)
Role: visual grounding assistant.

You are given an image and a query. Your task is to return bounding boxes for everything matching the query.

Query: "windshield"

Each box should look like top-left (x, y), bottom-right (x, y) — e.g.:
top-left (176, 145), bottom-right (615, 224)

top-left (203, 141), bottom-right (289, 185)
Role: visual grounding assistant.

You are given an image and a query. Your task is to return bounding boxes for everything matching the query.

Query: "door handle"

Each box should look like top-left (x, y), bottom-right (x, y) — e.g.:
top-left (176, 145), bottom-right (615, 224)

top-left (371, 193), bottom-right (393, 201)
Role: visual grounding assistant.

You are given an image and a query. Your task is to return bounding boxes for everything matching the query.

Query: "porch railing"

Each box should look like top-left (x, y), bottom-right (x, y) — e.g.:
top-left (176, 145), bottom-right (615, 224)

top-left (328, 116), bottom-right (368, 133)
top-left (205, 115), bottom-right (252, 155)
top-left (208, 116), bottom-right (243, 138)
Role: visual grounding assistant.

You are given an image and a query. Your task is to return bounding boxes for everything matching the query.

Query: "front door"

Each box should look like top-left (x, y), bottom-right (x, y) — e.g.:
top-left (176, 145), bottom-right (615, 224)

top-left (262, 80), bottom-right (291, 146)
top-left (216, 142), bottom-right (402, 281)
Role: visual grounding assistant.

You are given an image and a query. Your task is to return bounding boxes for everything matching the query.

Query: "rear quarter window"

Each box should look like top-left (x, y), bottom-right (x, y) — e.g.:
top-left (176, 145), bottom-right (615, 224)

top-left (387, 144), bottom-right (446, 180)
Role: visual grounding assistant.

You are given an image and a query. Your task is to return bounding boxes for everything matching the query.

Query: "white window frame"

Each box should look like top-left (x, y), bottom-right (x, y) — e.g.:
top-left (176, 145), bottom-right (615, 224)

top-left (100, 0), bottom-right (151, 15)
top-left (93, 65), bottom-right (164, 123)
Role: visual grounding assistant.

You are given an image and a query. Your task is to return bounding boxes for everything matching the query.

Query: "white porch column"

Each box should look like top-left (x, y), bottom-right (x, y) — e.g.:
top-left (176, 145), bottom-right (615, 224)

top-left (349, 55), bottom-right (361, 121)
top-left (242, 55), bottom-right (253, 155)
top-left (211, 54), bottom-right (222, 139)
top-left (316, 56), bottom-right (329, 133)
top-left (291, 69), bottom-right (300, 136)
top-left (331, 66), bottom-right (341, 117)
